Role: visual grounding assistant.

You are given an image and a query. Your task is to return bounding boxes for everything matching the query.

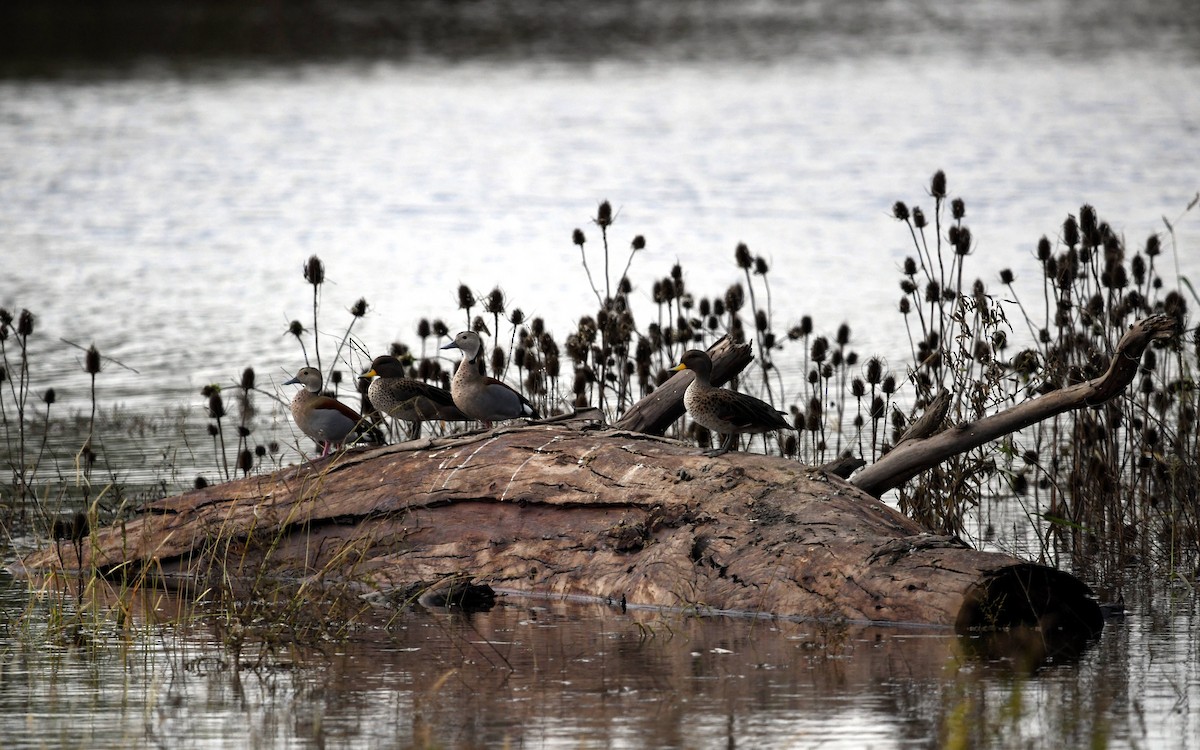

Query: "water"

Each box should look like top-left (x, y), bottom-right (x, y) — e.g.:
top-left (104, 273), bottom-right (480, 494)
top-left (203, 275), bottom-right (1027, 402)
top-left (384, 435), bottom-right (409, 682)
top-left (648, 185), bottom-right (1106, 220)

top-left (2, 32), bottom-right (1199, 420)
top-left (3, 574), bottom-right (1197, 749)
top-left (3, 0), bottom-right (1200, 746)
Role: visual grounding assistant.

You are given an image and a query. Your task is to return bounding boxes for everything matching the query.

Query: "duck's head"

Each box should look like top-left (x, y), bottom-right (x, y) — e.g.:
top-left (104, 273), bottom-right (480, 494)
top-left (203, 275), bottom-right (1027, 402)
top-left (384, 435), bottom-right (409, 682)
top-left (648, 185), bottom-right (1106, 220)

top-left (440, 331), bottom-right (484, 361)
top-left (362, 355), bottom-right (405, 380)
top-left (284, 366), bottom-right (323, 393)
top-left (670, 349), bottom-right (713, 378)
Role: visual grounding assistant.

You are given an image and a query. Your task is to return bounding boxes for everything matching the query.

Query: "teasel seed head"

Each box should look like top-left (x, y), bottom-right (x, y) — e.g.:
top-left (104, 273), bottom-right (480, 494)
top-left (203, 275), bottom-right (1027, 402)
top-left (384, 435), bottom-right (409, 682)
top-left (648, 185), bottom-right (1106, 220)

top-left (735, 242), bottom-right (753, 269)
top-left (851, 378), bottom-right (865, 398)
top-left (811, 336), bottom-right (828, 363)
top-left (1079, 204), bottom-right (1098, 245)
top-left (485, 287), bottom-right (505, 315)
top-left (595, 200), bottom-right (613, 228)
top-left (951, 197), bottom-right (965, 220)
top-left (866, 357), bottom-right (883, 385)
top-left (208, 392), bottom-right (226, 420)
top-left (1036, 236), bottom-right (1052, 261)
top-left (86, 344), bottom-right (102, 375)
top-left (930, 170), bottom-right (946, 199)
top-left (724, 284), bottom-right (744, 313)
top-left (457, 284), bottom-right (475, 310)
top-left (1131, 254), bottom-right (1146, 285)
top-left (953, 226), bottom-right (972, 254)
top-left (237, 448), bottom-right (254, 476)
top-left (17, 309), bottom-right (34, 337)
top-left (755, 310), bottom-right (769, 332)
top-left (304, 255), bottom-right (324, 286)
top-left (1063, 214), bottom-right (1080, 248)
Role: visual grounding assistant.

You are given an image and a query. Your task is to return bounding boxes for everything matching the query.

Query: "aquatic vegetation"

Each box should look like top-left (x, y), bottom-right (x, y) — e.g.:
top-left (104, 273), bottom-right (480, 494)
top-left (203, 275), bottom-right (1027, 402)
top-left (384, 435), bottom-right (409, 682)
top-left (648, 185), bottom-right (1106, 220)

top-left (1, 174), bottom-right (1197, 615)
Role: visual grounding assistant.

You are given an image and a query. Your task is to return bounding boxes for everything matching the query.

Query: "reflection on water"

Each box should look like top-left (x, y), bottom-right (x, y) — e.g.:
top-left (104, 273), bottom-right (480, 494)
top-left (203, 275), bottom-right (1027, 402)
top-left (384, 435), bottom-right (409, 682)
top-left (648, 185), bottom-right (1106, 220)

top-left (3, 572), bottom-right (1196, 749)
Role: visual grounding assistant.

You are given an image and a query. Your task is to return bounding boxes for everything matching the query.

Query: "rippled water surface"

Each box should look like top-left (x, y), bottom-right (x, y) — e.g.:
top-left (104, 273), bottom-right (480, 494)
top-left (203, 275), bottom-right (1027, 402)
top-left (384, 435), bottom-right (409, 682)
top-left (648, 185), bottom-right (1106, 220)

top-left (2, 0), bottom-right (1200, 746)
top-left (2, 21), bottom-right (1198, 423)
top-left (3, 574), bottom-right (1198, 749)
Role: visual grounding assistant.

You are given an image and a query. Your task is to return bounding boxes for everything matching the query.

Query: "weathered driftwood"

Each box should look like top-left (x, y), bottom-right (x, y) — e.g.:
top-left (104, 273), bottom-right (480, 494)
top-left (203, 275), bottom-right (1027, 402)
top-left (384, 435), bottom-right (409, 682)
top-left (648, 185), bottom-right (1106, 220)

top-left (14, 419), bottom-right (1101, 637)
top-left (851, 314), bottom-right (1177, 496)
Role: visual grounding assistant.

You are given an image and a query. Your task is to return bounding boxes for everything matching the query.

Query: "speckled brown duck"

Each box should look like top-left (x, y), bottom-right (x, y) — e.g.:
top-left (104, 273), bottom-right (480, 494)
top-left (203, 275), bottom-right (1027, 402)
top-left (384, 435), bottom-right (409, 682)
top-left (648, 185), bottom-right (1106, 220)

top-left (671, 349), bottom-right (794, 456)
top-left (361, 354), bottom-right (467, 439)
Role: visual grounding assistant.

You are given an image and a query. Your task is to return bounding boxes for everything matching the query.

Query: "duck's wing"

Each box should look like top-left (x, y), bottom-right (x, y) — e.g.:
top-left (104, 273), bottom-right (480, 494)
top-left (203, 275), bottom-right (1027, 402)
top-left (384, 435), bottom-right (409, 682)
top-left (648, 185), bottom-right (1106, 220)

top-left (307, 395), bottom-right (364, 437)
top-left (711, 390), bottom-right (790, 431)
top-left (483, 376), bottom-right (540, 419)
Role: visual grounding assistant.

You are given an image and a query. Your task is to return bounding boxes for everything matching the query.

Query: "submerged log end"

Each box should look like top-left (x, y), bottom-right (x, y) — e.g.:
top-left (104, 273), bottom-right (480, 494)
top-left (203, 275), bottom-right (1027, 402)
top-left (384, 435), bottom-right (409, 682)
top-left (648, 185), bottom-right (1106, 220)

top-left (955, 563), bottom-right (1103, 636)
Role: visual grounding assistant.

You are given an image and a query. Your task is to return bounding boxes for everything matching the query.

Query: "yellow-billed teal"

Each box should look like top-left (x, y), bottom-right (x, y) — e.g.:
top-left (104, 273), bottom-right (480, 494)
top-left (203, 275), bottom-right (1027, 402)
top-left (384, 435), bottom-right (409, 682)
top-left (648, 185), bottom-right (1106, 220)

top-left (284, 366), bottom-right (362, 456)
top-left (671, 349), bottom-right (794, 456)
top-left (440, 331), bottom-right (540, 427)
top-left (361, 355), bottom-right (467, 439)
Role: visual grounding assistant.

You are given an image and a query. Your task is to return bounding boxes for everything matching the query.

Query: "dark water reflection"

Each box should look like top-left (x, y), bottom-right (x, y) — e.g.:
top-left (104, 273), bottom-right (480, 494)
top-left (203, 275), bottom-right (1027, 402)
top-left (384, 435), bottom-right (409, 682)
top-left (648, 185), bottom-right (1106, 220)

top-left (3, 0), bottom-right (1199, 73)
top-left (8, 570), bottom-right (1189, 749)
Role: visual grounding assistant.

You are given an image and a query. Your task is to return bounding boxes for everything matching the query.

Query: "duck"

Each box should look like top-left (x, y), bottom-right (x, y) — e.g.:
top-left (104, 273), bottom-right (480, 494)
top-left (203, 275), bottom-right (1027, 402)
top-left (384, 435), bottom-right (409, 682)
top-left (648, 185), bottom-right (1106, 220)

top-left (670, 349), bottom-right (795, 456)
top-left (283, 366), bottom-right (363, 456)
top-left (440, 331), bottom-right (540, 427)
top-left (361, 355), bottom-right (467, 439)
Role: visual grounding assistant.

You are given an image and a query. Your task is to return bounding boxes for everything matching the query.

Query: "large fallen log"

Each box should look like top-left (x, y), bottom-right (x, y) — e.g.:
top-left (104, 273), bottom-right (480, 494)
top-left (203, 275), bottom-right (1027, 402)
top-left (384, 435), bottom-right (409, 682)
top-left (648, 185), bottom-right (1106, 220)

top-left (13, 417), bottom-right (1102, 639)
top-left (15, 317), bottom-right (1171, 640)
